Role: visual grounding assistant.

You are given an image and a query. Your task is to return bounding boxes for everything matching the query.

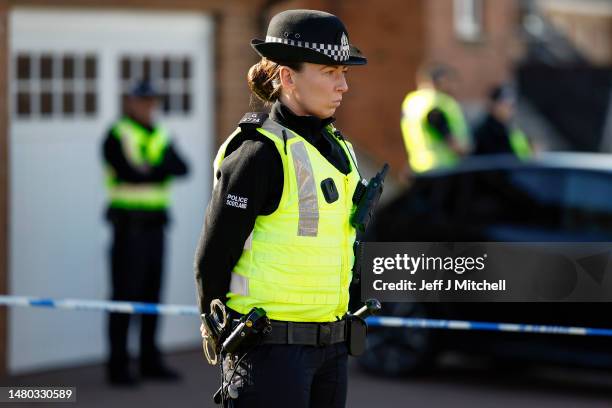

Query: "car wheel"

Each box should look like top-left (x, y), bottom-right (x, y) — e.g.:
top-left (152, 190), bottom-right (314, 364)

top-left (357, 302), bottom-right (437, 377)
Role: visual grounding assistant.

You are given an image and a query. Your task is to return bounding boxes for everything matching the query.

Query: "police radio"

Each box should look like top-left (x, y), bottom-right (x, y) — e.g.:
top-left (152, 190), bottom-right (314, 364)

top-left (222, 307), bottom-right (271, 354)
top-left (347, 298), bottom-right (382, 356)
top-left (350, 163), bottom-right (389, 232)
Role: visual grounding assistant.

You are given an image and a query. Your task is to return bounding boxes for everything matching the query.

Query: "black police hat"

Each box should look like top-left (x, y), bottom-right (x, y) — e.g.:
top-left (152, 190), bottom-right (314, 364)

top-left (489, 84), bottom-right (516, 103)
top-left (129, 80), bottom-right (159, 98)
top-left (251, 9), bottom-right (367, 66)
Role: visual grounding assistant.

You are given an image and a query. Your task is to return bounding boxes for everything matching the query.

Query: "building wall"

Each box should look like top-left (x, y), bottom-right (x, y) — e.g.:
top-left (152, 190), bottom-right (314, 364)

top-left (0, 0), bottom-right (264, 376)
top-left (216, 1), bottom-right (266, 142)
top-left (0, 0), bottom-right (8, 378)
top-left (332, 0), bottom-right (427, 175)
top-left (425, 0), bottom-right (524, 104)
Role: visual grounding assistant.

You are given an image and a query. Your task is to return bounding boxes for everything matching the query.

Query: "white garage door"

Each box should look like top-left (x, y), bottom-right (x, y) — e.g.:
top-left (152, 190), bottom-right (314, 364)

top-left (9, 8), bottom-right (213, 373)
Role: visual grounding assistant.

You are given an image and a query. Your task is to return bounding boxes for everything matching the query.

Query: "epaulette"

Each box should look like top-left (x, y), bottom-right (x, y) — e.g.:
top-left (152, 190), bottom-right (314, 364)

top-left (238, 112), bottom-right (269, 129)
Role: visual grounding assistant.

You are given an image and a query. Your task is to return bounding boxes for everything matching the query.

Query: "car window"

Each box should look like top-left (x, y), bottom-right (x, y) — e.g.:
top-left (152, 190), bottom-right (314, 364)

top-left (564, 170), bottom-right (612, 236)
top-left (466, 168), bottom-right (565, 229)
top-left (372, 173), bottom-right (464, 241)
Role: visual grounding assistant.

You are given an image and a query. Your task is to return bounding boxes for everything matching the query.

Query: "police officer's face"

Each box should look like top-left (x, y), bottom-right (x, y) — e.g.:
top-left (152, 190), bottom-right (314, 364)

top-left (493, 99), bottom-right (515, 123)
top-left (281, 63), bottom-right (349, 119)
top-left (125, 96), bottom-right (159, 126)
top-left (434, 75), bottom-right (457, 96)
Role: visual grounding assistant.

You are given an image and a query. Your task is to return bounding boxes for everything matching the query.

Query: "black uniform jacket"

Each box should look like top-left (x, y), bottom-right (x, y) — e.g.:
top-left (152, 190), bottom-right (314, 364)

top-left (473, 113), bottom-right (516, 156)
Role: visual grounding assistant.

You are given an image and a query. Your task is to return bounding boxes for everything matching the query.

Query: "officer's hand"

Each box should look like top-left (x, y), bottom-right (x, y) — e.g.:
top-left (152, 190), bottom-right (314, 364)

top-left (449, 138), bottom-right (468, 156)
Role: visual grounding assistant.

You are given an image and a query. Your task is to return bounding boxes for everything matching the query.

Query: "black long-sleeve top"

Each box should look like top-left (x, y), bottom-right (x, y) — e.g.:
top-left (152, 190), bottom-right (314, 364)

top-left (102, 116), bottom-right (189, 225)
top-left (194, 102), bottom-right (353, 314)
top-left (473, 113), bottom-right (515, 156)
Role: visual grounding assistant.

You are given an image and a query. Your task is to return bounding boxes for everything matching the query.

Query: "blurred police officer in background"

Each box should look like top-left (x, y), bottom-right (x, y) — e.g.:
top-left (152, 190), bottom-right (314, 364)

top-left (401, 64), bottom-right (471, 174)
top-left (102, 80), bottom-right (189, 386)
top-left (195, 9), bottom-right (368, 407)
top-left (473, 84), bottom-right (533, 159)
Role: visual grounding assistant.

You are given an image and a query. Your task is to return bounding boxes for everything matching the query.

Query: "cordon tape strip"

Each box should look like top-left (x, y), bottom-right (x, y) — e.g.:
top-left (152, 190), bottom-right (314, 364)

top-left (1, 295), bottom-right (612, 337)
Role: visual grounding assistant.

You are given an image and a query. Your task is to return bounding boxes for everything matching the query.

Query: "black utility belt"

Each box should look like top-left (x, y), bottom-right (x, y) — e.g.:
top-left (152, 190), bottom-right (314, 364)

top-left (229, 315), bottom-right (368, 355)
top-left (262, 319), bottom-right (347, 347)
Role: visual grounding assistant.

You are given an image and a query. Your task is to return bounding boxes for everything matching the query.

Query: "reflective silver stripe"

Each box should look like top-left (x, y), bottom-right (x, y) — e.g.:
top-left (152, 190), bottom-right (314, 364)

top-left (110, 183), bottom-right (169, 202)
top-left (290, 142), bottom-right (319, 236)
top-left (261, 119), bottom-right (296, 140)
top-left (243, 230), bottom-right (253, 250)
top-left (229, 273), bottom-right (249, 296)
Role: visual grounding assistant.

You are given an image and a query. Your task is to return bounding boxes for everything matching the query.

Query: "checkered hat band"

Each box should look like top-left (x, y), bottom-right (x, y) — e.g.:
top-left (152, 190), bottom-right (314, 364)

top-left (265, 35), bottom-right (350, 62)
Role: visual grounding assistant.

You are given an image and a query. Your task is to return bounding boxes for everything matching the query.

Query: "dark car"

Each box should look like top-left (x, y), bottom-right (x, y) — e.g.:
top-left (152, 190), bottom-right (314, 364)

top-left (359, 153), bottom-right (612, 376)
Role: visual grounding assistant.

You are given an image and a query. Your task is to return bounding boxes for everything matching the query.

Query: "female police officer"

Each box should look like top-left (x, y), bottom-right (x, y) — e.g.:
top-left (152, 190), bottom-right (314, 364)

top-left (194, 9), bottom-right (366, 407)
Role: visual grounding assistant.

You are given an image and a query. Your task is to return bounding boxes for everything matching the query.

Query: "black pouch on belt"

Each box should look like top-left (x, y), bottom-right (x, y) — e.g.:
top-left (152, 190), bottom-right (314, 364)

top-left (346, 315), bottom-right (367, 356)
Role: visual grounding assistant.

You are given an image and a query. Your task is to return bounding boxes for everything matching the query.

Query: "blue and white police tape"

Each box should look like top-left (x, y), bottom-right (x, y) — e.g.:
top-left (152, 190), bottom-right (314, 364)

top-left (365, 316), bottom-right (612, 337)
top-left (0, 295), bottom-right (197, 316)
top-left (3, 295), bottom-right (612, 337)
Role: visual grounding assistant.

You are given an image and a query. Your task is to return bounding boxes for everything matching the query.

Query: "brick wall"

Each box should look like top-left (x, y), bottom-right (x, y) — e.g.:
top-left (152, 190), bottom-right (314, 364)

top-left (425, 0), bottom-right (524, 103)
top-left (332, 0), bottom-right (427, 174)
top-left (215, 2), bottom-right (266, 142)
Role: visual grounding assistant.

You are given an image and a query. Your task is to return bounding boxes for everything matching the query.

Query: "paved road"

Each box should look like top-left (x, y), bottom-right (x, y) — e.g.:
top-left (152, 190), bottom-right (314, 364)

top-left (2, 349), bottom-right (612, 407)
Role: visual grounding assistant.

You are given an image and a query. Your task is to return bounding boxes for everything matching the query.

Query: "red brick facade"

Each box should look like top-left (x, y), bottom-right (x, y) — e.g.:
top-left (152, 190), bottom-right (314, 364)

top-left (425, 0), bottom-right (523, 102)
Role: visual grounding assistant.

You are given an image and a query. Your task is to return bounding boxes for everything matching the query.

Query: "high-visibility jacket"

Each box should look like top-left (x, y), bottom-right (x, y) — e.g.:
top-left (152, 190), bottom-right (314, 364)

top-left (509, 127), bottom-right (533, 159)
top-left (106, 117), bottom-right (171, 210)
top-left (214, 119), bottom-right (361, 322)
top-left (401, 88), bottom-right (470, 173)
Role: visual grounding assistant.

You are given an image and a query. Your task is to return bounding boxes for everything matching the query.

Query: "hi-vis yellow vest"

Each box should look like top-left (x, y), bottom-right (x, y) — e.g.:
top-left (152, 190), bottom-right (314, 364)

top-left (213, 119), bottom-right (361, 323)
top-left (401, 88), bottom-right (470, 173)
top-left (106, 117), bottom-right (172, 210)
top-left (509, 128), bottom-right (533, 160)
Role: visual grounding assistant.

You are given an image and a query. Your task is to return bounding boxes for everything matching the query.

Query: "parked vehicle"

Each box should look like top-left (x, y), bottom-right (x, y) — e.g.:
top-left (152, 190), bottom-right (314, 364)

top-left (359, 153), bottom-right (612, 376)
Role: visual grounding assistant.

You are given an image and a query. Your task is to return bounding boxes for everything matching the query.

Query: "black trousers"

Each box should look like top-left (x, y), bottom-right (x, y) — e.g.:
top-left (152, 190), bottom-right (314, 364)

top-left (225, 342), bottom-right (348, 408)
top-left (107, 221), bottom-right (165, 373)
